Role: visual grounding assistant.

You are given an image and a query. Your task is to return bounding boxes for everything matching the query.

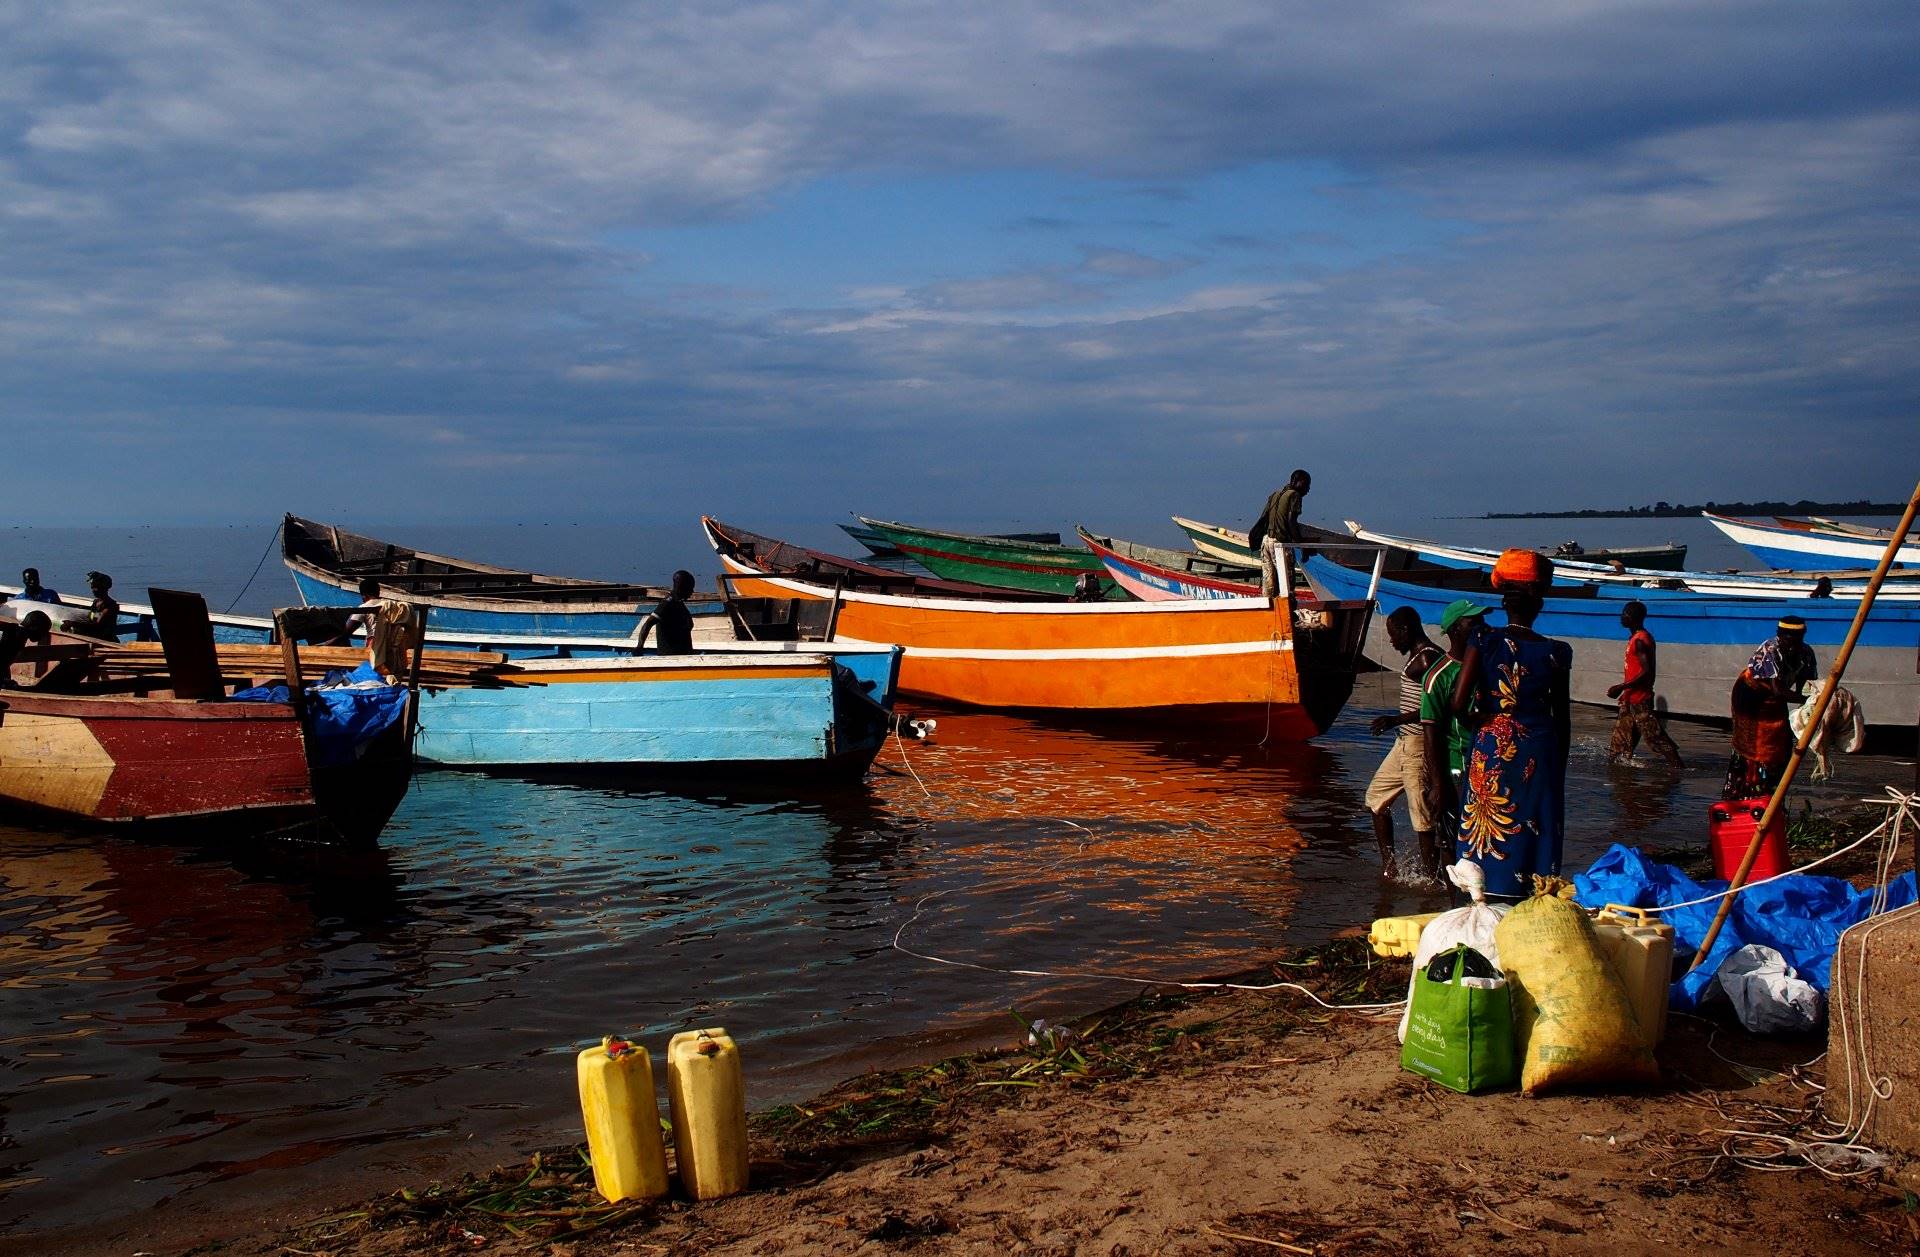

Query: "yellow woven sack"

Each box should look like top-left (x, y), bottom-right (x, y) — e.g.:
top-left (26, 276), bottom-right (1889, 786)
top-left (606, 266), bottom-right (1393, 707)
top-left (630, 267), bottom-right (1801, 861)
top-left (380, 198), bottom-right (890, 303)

top-left (1495, 887), bottom-right (1660, 1095)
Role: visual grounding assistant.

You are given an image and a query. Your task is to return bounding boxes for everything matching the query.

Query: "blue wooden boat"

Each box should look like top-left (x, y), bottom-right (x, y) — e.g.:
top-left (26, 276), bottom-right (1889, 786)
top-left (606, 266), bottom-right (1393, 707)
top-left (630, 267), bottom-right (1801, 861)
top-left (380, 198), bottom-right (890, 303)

top-left (1, 587), bottom-right (902, 707)
top-left (282, 515), bottom-right (723, 637)
top-left (1343, 521), bottom-right (1920, 600)
top-left (1705, 511), bottom-right (1920, 571)
top-left (1302, 554), bottom-right (1920, 730)
top-left (411, 647), bottom-right (902, 780)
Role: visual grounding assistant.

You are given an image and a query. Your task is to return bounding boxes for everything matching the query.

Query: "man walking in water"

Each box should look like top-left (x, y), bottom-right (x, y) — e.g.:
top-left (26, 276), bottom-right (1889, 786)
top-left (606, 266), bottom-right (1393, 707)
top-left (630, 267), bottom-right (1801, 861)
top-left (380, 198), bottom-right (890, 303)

top-left (1606, 600), bottom-right (1684, 770)
top-left (1365, 606), bottom-right (1444, 879)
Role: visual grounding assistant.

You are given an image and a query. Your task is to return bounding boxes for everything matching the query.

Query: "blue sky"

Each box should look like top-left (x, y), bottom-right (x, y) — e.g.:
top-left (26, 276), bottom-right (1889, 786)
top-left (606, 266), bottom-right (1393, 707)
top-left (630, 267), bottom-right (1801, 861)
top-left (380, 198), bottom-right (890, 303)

top-left (2, 1), bottom-right (1916, 538)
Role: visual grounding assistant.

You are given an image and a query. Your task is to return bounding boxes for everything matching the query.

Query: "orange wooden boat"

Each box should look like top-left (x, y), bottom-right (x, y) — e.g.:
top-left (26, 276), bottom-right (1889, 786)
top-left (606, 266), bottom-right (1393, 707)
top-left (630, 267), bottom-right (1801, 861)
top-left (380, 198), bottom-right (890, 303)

top-left (702, 518), bottom-right (1372, 737)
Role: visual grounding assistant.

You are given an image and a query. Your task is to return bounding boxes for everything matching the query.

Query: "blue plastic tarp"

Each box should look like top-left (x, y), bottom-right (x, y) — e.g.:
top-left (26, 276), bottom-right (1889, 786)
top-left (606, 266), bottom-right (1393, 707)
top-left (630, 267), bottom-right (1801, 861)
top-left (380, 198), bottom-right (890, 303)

top-left (232, 663), bottom-right (408, 767)
top-left (1574, 843), bottom-right (1916, 1010)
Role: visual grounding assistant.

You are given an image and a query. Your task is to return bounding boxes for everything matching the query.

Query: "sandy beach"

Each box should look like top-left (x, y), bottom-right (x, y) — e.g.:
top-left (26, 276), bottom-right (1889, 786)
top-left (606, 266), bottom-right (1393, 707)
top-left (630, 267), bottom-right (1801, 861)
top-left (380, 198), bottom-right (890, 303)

top-left (75, 925), bottom-right (1905, 1257)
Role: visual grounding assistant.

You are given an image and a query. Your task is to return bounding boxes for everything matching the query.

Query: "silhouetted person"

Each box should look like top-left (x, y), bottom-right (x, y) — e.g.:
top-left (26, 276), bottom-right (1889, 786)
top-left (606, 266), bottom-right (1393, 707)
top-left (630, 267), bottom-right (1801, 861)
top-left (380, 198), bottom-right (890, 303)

top-left (18, 568), bottom-right (61, 604)
top-left (635, 570), bottom-right (696, 655)
top-left (1248, 468), bottom-right (1311, 552)
top-left (63, 571), bottom-right (120, 641)
top-left (1365, 606), bottom-right (1443, 880)
top-left (0, 610), bottom-right (53, 686)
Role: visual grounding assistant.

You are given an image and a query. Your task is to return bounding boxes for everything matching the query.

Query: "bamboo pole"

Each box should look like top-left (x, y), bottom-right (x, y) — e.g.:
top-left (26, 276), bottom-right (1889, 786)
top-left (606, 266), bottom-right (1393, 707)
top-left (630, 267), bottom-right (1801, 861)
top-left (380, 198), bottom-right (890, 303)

top-left (1689, 476), bottom-right (1920, 971)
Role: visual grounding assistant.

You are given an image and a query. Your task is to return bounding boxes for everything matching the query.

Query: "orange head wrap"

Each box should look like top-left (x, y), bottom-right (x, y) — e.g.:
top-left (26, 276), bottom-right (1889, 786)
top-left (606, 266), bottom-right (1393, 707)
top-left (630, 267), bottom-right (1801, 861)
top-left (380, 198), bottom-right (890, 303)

top-left (1490, 548), bottom-right (1554, 592)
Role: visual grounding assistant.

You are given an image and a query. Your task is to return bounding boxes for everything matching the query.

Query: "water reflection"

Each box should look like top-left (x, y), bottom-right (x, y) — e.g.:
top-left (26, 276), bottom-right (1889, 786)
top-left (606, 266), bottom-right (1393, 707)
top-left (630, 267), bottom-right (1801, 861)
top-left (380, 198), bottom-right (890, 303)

top-left (1, 698), bottom-right (1788, 1247)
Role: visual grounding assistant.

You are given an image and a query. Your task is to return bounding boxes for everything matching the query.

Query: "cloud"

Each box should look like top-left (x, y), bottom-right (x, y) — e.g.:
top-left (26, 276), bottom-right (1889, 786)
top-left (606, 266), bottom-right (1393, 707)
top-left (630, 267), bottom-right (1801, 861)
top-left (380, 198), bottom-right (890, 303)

top-left (0, 1), bottom-right (1915, 526)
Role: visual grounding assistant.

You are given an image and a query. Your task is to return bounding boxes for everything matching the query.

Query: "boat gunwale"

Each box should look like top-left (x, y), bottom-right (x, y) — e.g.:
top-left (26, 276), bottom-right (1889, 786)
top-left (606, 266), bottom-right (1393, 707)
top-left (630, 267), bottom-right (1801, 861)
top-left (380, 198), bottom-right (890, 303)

top-left (715, 551), bottom-right (1277, 615)
top-left (854, 515), bottom-right (1093, 560)
top-left (283, 515), bottom-right (686, 605)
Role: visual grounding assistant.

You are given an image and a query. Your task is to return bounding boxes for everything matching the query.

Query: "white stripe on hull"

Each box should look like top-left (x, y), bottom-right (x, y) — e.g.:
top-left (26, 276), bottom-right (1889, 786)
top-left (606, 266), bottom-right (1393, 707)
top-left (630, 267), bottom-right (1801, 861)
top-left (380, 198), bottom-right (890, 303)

top-left (831, 636), bottom-right (1291, 661)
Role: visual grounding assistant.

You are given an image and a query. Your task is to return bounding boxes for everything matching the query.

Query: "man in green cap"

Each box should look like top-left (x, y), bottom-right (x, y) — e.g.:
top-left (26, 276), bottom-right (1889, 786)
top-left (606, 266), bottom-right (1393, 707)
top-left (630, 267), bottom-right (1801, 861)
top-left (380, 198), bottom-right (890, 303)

top-left (1420, 598), bottom-right (1486, 873)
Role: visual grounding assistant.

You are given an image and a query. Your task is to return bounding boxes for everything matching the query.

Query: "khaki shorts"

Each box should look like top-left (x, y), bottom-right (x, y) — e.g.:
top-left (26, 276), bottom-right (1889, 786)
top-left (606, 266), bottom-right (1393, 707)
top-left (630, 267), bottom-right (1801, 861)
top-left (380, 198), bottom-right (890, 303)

top-left (1365, 734), bottom-right (1434, 831)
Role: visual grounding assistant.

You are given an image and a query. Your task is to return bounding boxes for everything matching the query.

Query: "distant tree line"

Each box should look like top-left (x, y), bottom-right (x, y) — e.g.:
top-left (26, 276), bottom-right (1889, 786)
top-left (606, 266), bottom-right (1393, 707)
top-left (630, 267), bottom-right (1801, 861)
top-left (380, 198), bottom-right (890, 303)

top-left (1485, 499), bottom-right (1902, 520)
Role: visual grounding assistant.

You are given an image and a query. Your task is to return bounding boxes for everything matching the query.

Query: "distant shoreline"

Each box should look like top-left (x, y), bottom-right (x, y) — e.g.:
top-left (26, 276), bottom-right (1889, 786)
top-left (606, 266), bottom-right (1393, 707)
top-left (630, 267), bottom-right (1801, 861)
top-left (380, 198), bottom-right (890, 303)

top-left (1485, 500), bottom-right (1902, 520)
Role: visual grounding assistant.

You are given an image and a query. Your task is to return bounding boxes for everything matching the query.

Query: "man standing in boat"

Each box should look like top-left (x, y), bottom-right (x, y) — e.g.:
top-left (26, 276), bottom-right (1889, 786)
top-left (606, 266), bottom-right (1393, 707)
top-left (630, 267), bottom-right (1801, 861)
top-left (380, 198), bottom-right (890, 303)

top-left (61, 571), bottom-right (120, 641)
top-left (0, 610), bottom-right (53, 686)
top-left (18, 568), bottom-right (61, 605)
top-left (634, 570), bottom-right (697, 656)
top-left (1247, 468), bottom-right (1311, 552)
top-left (1366, 606), bottom-right (1444, 881)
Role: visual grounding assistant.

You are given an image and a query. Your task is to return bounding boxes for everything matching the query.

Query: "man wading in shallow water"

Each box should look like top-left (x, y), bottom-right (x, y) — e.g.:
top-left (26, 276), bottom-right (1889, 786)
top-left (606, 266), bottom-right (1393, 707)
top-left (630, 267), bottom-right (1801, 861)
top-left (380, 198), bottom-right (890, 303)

top-left (1365, 607), bottom-right (1444, 880)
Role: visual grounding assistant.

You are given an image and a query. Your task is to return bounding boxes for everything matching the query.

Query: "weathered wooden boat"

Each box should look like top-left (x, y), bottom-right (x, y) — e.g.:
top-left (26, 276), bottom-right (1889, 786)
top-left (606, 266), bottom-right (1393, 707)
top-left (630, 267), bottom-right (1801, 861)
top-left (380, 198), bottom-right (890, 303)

top-left (852, 516), bottom-right (1120, 598)
top-left (839, 521), bottom-right (1062, 560)
top-left (1341, 522), bottom-right (1920, 600)
top-left (705, 518), bottom-right (1372, 737)
top-left (1076, 527), bottom-right (1263, 601)
top-left (1177, 514), bottom-right (1685, 571)
top-left (1302, 555), bottom-right (1920, 730)
top-left (281, 515), bottom-right (723, 636)
top-left (1345, 522), bottom-right (1689, 574)
top-left (704, 520), bottom-right (1056, 602)
top-left (412, 647), bottom-right (902, 780)
top-left (1170, 516), bottom-right (1357, 566)
top-left (1707, 511), bottom-right (1920, 570)
top-left (0, 592), bottom-right (413, 843)
top-left (839, 522), bottom-right (905, 558)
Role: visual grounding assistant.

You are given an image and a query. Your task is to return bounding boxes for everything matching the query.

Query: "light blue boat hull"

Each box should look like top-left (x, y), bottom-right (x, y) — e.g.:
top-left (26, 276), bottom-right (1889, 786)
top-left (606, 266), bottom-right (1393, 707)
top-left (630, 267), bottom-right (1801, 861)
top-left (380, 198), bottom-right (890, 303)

top-left (1304, 556), bottom-right (1920, 728)
top-left (414, 660), bottom-right (897, 778)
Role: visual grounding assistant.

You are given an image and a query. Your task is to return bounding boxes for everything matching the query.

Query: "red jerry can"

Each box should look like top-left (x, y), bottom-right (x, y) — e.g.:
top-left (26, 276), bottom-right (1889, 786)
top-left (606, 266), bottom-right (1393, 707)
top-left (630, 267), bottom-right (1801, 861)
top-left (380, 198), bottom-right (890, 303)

top-left (1708, 797), bottom-right (1788, 883)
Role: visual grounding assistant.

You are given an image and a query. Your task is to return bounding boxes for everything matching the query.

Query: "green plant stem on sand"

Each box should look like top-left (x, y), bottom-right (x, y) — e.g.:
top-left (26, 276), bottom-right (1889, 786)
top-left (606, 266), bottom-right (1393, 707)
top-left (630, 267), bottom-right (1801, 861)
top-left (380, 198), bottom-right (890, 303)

top-left (229, 942), bottom-right (1402, 1256)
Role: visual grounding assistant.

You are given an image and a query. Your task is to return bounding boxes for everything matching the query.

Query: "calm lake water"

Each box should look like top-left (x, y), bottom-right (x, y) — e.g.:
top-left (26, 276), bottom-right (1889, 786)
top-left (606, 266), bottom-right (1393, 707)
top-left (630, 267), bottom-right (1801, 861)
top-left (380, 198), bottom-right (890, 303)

top-left (0, 516), bottom-right (1908, 1249)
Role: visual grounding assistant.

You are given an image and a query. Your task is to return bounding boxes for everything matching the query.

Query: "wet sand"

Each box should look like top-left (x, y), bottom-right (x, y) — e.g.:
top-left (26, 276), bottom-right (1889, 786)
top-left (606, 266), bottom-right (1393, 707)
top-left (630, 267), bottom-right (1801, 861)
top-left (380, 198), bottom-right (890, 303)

top-left (95, 941), bottom-right (1918, 1257)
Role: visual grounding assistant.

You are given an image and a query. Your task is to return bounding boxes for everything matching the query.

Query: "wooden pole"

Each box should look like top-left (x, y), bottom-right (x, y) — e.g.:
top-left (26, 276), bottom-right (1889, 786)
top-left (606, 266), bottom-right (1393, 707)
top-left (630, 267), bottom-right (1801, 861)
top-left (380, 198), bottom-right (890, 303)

top-left (1689, 476), bottom-right (1920, 971)
top-left (273, 610), bottom-right (306, 718)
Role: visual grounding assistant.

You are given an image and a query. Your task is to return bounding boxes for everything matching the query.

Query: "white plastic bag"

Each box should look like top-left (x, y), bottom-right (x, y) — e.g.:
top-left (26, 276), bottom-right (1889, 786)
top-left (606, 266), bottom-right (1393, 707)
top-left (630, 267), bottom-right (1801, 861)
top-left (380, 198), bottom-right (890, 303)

top-left (1713, 944), bottom-right (1825, 1034)
top-left (1398, 861), bottom-right (1510, 1043)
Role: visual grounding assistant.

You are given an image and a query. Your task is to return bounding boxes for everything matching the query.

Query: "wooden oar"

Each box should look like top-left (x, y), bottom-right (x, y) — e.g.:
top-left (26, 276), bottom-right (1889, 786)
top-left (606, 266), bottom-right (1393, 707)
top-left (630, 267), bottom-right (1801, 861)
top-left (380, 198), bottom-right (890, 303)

top-left (1688, 474), bottom-right (1920, 971)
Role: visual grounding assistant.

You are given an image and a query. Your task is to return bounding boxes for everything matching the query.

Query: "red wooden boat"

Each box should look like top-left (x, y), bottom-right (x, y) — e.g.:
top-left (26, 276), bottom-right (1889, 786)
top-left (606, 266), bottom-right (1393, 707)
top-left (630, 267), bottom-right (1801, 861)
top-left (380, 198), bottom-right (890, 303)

top-left (0, 692), bottom-right (408, 842)
top-left (0, 592), bottom-right (412, 844)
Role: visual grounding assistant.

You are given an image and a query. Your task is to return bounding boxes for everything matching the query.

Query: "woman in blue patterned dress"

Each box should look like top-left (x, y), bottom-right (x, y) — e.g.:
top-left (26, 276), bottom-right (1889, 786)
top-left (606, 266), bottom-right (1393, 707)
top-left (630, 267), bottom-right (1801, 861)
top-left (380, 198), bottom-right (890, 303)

top-left (1450, 550), bottom-right (1573, 901)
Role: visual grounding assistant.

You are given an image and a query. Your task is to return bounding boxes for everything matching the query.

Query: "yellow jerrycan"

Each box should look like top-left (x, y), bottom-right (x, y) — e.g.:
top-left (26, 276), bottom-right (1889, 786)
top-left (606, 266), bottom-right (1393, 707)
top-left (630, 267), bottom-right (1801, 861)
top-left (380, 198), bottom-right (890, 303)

top-left (1368, 911), bottom-right (1443, 958)
top-left (1593, 905), bottom-right (1677, 1047)
top-left (666, 1027), bottom-right (749, 1200)
top-left (576, 1036), bottom-right (669, 1203)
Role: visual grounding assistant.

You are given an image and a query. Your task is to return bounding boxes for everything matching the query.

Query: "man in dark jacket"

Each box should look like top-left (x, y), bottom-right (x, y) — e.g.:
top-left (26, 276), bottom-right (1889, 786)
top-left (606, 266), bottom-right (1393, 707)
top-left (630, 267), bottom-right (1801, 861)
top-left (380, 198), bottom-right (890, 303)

top-left (1247, 468), bottom-right (1311, 552)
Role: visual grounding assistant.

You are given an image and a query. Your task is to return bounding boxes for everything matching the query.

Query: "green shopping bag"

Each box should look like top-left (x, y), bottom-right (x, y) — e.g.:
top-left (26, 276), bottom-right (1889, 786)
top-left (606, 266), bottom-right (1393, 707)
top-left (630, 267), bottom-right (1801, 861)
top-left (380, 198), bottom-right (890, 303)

top-left (1401, 944), bottom-right (1517, 1094)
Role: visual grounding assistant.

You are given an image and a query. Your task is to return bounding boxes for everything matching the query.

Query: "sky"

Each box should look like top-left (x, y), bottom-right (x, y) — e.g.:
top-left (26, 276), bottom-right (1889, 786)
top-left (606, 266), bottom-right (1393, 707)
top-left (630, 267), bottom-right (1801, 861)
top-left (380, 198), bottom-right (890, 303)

top-left (3, 1), bottom-right (1917, 537)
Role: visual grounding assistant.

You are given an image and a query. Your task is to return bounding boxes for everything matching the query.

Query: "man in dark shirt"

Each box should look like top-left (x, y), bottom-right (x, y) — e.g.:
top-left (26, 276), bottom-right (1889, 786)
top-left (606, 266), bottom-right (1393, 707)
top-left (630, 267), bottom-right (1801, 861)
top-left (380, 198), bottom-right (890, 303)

top-left (0, 611), bottom-right (53, 686)
top-left (19, 568), bottom-right (61, 604)
top-left (634, 570), bottom-right (697, 655)
top-left (63, 571), bottom-right (120, 641)
top-left (1247, 468), bottom-right (1311, 552)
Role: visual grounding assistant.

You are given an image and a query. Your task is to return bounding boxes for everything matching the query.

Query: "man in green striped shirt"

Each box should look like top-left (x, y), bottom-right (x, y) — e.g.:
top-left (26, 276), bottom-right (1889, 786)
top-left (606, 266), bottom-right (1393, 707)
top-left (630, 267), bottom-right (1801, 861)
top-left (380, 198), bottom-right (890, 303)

top-left (1421, 599), bottom-right (1486, 875)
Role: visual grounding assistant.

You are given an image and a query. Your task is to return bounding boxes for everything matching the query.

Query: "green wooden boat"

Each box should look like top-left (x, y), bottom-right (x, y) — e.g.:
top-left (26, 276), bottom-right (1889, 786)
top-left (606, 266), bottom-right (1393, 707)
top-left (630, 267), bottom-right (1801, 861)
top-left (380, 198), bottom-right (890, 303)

top-left (854, 516), bottom-right (1124, 598)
